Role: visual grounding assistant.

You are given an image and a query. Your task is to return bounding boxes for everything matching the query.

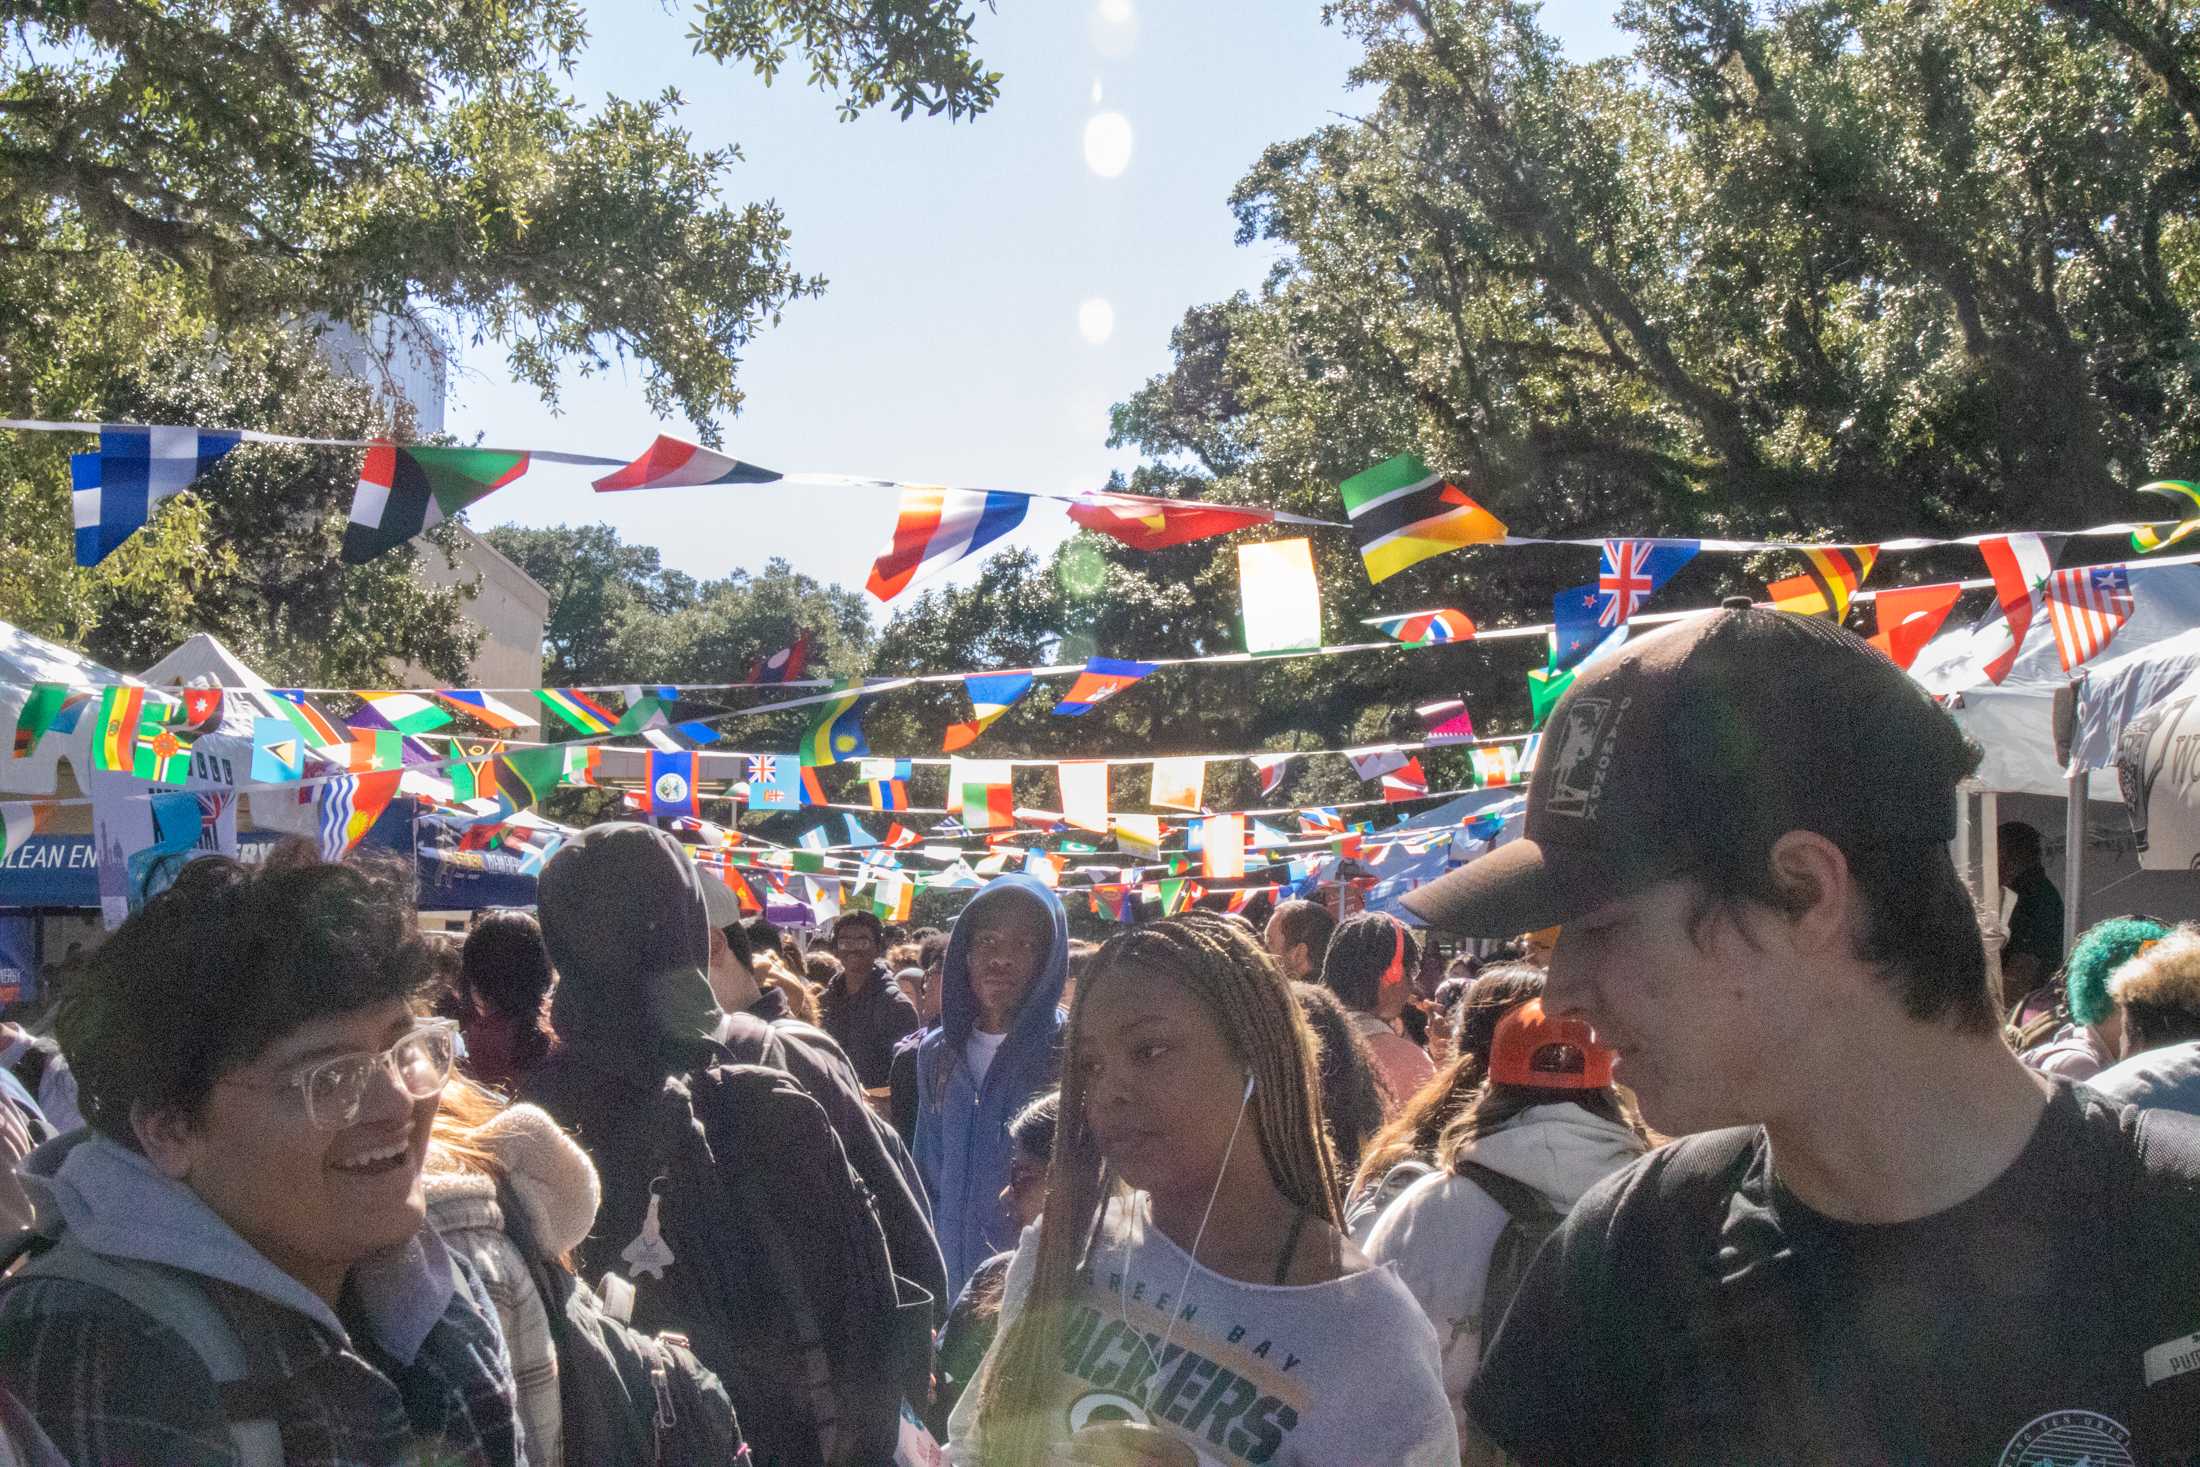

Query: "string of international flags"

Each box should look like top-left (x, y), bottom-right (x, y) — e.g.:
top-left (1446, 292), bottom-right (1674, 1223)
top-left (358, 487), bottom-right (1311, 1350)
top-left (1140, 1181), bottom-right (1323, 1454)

top-left (14, 409), bottom-right (2200, 923)
top-left (9, 417), bottom-right (2200, 603)
top-left (12, 531), bottom-right (2193, 829)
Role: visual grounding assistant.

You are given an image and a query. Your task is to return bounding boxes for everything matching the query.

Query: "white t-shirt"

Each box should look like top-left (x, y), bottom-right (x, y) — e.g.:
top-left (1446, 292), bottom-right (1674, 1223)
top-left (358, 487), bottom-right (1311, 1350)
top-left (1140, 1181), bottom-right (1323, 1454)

top-left (947, 1198), bottom-right (1456, 1466)
top-left (965, 1028), bottom-right (1008, 1089)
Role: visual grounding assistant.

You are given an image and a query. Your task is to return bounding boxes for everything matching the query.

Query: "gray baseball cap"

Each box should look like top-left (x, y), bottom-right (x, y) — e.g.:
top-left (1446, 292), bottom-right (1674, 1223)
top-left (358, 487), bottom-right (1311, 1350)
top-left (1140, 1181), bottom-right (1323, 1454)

top-left (1402, 602), bottom-right (1981, 936)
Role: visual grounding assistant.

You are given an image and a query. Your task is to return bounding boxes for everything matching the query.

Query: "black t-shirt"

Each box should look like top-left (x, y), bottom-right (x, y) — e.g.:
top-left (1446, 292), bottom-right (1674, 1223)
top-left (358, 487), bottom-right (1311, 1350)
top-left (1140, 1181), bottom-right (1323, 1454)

top-left (1469, 1084), bottom-right (2200, 1465)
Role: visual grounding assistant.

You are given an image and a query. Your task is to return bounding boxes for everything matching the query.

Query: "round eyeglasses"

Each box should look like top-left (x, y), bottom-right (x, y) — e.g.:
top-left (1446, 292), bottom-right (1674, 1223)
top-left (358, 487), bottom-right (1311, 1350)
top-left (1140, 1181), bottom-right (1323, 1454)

top-left (222, 1018), bottom-right (459, 1131)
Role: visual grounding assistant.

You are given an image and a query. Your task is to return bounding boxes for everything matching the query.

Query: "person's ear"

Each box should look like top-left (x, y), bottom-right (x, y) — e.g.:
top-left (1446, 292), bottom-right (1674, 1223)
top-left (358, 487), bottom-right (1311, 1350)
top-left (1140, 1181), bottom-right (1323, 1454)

top-left (132, 1100), bottom-right (202, 1181)
top-left (1765, 830), bottom-right (1850, 955)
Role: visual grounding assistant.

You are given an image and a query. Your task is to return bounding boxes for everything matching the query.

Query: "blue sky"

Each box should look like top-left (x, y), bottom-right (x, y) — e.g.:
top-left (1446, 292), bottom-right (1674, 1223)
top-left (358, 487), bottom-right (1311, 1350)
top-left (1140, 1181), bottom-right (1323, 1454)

top-left (457, 0), bottom-right (1628, 606)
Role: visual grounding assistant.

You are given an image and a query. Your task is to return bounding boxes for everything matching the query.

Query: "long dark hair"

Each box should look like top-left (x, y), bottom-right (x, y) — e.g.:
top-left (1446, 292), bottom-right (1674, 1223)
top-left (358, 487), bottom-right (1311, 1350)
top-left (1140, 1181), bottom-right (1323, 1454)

top-left (1349, 965), bottom-right (1543, 1202)
top-left (969, 914), bottom-right (1338, 1460)
top-left (1321, 911), bottom-right (1420, 1014)
top-left (461, 909), bottom-right (557, 1071)
top-left (1291, 981), bottom-right (1387, 1178)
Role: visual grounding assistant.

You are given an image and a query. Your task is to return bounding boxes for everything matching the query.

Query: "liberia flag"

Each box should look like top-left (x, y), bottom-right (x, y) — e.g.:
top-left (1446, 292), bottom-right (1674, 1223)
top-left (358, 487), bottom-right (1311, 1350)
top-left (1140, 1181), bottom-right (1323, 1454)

top-left (2045, 564), bottom-right (2136, 672)
top-left (1067, 490), bottom-right (1270, 550)
top-left (866, 485), bottom-right (1028, 601)
top-left (592, 434), bottom-right (782, 492)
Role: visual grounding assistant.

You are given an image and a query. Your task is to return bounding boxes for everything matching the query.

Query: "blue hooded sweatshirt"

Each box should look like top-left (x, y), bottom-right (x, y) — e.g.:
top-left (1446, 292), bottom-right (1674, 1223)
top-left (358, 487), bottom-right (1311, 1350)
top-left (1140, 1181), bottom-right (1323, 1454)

top-left (915, 873), bottom-right (1069, 1297)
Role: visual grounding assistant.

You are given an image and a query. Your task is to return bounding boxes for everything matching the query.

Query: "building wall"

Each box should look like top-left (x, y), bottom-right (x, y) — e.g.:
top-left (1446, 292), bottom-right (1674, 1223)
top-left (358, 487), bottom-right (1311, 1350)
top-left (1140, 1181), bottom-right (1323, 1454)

top-left (314, 314), bottom-right (448, 436)
top-left (405, 523), bottom-right (551, 694)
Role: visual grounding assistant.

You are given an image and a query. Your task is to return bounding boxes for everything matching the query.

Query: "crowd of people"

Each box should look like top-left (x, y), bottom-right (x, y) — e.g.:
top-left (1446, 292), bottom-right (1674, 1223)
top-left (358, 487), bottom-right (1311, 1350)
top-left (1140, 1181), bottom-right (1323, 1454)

top-left (0, 602), bottom-right (2199, 1463)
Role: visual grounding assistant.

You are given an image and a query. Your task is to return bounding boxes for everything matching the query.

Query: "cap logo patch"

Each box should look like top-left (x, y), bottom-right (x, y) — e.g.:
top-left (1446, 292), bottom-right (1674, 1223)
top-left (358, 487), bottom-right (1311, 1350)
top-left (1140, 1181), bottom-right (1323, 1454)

top-left (1546, 694), bottom-right (1630, 821)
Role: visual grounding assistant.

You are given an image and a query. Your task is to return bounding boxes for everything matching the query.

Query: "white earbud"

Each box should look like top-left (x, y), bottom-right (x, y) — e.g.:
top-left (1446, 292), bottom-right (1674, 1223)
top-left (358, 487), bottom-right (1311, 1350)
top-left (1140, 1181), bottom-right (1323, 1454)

top-left (1242, 1071), bottom-right (1256, 1103)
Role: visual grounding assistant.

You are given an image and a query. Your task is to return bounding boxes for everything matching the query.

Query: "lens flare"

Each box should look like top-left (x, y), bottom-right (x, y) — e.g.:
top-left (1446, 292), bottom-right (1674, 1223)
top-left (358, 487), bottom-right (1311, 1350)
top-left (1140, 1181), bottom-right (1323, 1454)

top-left (1077, 297), bottom-right (1116, 345)
top-left (1082, 111), bottom-right (1134, 178)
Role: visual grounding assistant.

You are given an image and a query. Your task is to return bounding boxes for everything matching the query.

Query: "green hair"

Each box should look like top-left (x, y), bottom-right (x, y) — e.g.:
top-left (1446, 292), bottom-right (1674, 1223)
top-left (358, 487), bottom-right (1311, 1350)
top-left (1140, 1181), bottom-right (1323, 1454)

top-left (2066, 917), bottom-right (2171, 1026)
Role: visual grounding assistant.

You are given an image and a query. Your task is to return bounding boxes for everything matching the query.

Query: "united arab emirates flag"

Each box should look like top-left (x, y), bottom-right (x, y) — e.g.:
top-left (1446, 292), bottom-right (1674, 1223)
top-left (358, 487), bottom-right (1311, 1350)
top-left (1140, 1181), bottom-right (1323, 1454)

top-left (343, 442), bottom-right (530, 563)
top-left (1339, 454), bottom-right (1507, 583)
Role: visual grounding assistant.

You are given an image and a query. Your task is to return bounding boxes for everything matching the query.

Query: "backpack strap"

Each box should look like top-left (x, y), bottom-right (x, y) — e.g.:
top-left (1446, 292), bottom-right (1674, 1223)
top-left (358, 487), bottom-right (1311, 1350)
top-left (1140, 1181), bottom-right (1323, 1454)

top-left (9, 1235), bottom-right (283, 1467)
top-left (1455, 1161), bottom-right (1562, 1228)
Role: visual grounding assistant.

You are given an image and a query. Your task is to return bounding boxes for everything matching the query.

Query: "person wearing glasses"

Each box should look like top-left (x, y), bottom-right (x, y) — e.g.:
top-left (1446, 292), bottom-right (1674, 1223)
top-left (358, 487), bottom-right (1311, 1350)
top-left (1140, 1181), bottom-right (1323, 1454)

top-left (0, 852), bottom-right (522, 1467)
top-left (916, 874), bottom-right (1070, 1298)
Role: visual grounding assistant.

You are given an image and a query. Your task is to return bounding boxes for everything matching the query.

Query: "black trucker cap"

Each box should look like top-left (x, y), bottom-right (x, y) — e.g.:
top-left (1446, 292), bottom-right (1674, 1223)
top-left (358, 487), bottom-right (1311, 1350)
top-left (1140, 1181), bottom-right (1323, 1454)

top-left (1402, 601), bottom-right (1982, 936)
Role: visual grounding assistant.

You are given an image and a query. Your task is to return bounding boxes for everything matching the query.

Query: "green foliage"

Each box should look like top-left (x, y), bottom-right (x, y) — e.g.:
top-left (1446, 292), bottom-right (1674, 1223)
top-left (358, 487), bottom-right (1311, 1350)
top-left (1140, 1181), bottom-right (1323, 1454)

top-left (0, 249), bottom-right (479, 683)
top-left (0, 0), bottom-right (1002, 429)
top-left (690, 0), bottom-right (1005, 121)
top-left (1101, 0), bottom-right (2200, 794)
top-left (483, 524), bottom-right (873, 687)
top-left (0, 0), bottom-right (1004, 676)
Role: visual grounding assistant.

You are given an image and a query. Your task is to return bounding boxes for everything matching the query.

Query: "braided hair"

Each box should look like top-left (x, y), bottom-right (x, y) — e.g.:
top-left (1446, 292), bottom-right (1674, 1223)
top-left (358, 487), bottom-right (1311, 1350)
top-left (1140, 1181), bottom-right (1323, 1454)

top-left (967, 913), bottom-right (1339, 1461)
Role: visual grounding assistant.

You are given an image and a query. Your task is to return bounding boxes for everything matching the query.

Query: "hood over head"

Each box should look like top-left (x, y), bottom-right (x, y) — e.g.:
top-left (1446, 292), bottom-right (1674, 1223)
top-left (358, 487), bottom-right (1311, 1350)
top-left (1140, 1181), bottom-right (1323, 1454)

top-left (940, 873), bottom-right (1070, 1052)
top-left (538, 821), bottom-right (724, 1077)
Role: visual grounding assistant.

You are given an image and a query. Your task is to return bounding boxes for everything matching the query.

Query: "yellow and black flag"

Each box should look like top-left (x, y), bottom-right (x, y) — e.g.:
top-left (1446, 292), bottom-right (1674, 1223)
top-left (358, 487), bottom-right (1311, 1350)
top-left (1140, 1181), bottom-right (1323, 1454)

top-left (1768, 546), bottom-right (1878, 621)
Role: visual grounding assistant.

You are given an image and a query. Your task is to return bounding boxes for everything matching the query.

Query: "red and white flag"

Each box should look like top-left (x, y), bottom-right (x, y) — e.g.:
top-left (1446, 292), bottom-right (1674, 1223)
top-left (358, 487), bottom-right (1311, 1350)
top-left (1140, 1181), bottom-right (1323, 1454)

top-left (1977, 533), bottom-right (2058, 684)
top-left (593, 435), bottom-right (782, 492)
top-left (2044, 564), bottom-right (2135, 672)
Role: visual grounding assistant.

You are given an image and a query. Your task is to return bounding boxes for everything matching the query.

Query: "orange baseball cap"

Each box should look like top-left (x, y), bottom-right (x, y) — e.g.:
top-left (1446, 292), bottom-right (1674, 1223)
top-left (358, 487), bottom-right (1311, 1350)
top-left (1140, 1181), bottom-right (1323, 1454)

top-left (1489, 998), bottom-right (1616, 1090)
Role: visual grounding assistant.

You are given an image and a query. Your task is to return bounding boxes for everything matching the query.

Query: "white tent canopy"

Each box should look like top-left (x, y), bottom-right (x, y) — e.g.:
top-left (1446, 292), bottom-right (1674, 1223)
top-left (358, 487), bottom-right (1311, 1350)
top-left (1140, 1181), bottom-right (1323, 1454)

top-left (1909, 562), bottom-right (2200, 796)
top-left (0, 621), bottom-right (133, 799)
top-left (139, 633), bottom-right (291, 733)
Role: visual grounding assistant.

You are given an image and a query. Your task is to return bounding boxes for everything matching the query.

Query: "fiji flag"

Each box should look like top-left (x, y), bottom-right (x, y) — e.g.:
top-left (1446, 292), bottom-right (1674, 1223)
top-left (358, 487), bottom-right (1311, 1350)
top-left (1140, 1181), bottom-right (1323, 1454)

top-left (648, 751), bottom-right (700, 819)
top-left (746, 753), bottom-right (801, 812)
top-left (74, 426), bottom-right (243, 566)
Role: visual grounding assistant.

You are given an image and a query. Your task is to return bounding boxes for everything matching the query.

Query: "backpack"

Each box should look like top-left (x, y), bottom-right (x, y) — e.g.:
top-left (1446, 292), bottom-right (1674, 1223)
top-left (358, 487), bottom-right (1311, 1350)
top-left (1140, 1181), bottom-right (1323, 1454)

top-left (1457, 1159), bottom-right (1566, 1363)
top-left (0, 1216), bottom-right (346, 1467)
top-left (1342, 1157), bottom-right (1439, 1243)
top-left (491, 1174), bottom-right (747, 1467)
top-left (620, 1063), bottom-right (919, 1467)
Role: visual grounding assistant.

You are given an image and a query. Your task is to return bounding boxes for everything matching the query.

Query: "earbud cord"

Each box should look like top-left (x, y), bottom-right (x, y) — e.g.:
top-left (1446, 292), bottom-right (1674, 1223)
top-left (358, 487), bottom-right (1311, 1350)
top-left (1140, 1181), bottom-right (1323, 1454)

top-left (1116, 1079), bottom-right (1255, 1403)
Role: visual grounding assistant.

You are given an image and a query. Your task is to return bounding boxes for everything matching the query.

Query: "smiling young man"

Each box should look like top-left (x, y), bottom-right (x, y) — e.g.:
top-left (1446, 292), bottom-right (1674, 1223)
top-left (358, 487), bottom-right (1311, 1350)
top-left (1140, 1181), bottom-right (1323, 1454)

top-left (819, 909), bottom-right (921, 1089)
top-left (915, 873), bottom-right (1070, 1298)
top-left (1404, 602), bottom-right (2200, 1465)
top-left (0, 853), bottom-right (519, 1467)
